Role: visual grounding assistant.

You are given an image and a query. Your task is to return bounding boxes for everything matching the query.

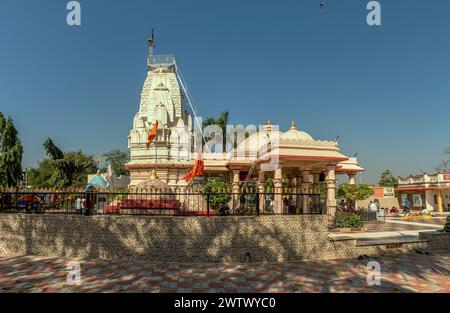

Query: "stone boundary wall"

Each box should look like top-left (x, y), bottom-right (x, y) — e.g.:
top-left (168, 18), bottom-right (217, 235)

top-left (0, 214), bottom-right (444, 263)
top-left (419, 231), bottom-right (450, 250)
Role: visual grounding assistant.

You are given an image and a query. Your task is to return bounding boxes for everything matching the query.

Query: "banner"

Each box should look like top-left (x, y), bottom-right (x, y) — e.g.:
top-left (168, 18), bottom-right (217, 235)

top-left (383, 187), bottom-right (395, 197)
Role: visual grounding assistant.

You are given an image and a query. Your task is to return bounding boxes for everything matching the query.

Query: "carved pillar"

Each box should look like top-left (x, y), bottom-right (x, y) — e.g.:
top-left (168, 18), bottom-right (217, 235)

top-left (313, 173), bottom-right (320, 193)
top-left (326, 166), bottom-right (337, 218)
top-left (274, 167), bottom-right (283, 214)
top-left (232, 169), bottom-right (241, 206)
top-left (312, 172), bottom-right (321, 212)
top-left (301, 170), bottom-right (310, 214)
top-left (437, 190), bottom-right (443, 213)
top-left (258, 170), bottom-right (265, 213)
top-left (348, 172), bottom-right (356, 185)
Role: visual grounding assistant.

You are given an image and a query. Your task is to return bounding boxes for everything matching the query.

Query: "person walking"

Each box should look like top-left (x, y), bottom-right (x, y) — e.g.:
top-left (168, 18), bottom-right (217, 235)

top-left (402, 197), bottom-right (411, 215)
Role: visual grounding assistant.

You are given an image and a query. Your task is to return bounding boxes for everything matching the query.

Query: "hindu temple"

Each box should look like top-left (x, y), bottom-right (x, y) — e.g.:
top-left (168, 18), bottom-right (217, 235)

top-left (125, 36), bottom-right (365, 217)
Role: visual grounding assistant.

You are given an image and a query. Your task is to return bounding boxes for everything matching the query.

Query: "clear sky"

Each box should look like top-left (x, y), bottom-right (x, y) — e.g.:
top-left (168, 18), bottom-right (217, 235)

top-left (0, 0), bottom-right (449, 184)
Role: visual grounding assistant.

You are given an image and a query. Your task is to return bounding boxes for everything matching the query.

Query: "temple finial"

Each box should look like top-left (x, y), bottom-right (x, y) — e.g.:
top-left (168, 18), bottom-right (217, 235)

top-left (290, 120), bottom-right (296, 130)
top-left (149, 169), bottom-right (158, 179)
top-left (147, 30), bottom-right (155, 67)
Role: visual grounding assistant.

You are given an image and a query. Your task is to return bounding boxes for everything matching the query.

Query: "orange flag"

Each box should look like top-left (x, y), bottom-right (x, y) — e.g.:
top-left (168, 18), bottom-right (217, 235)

top-left (146, 120), bottom-right (159, 149)
top-left (183, 147), bottom-right (205, 181)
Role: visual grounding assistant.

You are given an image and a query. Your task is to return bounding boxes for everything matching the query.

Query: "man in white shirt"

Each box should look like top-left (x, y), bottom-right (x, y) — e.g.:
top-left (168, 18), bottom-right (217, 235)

top-left (368, 201), bottom-right (378, 219)
top-left (368, 201), bottom-right (378, 212)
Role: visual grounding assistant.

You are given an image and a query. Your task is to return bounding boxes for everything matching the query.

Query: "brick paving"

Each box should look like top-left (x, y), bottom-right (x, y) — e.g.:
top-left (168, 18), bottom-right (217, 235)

top-left (0, 252), bottom-right (449, 293)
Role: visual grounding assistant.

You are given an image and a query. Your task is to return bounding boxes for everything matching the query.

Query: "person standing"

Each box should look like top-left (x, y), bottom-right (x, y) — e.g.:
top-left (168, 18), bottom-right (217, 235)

top-left (369, 201), bottom-right (378, 219)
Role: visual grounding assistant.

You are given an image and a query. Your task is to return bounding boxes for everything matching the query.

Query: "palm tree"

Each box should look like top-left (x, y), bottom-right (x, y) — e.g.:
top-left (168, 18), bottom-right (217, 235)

top-left (203, 111), bottom-right (229, 152)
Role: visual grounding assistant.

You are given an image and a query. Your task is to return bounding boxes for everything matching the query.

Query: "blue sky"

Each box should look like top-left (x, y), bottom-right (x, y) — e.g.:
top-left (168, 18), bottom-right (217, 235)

top-left (0, 0), bottom-right (449, 184)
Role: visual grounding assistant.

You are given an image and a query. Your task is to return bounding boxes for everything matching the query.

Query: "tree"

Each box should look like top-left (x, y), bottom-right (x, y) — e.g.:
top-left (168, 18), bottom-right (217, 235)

top-left (378, 169), bottom-right (398, 187)
top-left (0, 112), bottom-right (5, 141)
top-left (435, 160), bottom-right (449, 173)
top-left (103, 149), bottom-right (129, 176)
top-left (43, 137), bottom-right (64, 160)
top-left (337, 183), bottom-right (374, 211)
top-left (203, 111), bottom-right (229, 151)
top-left (0, 116), bottom-right (23, 188)
top-left (28, 138), bottom-right (97, 189)
top-left (203, 179), bottom-right (231, 215)
top-left (444, 216), bottom-right (450, 232)
top-left (435, 146), bottom-right (450, 173)
top-left (28, 158), bottom-right (57, 188)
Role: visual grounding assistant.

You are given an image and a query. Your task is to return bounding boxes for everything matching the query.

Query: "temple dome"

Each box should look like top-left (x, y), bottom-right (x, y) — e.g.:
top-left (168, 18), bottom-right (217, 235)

top-left (88, 173), bottom-right (108, 189)
top-left (281, 121), bottom-right (313, 141)
top-left (237, 127), bottom-right (282, 153)
top-left (130, 170), bottom-right (174, 194)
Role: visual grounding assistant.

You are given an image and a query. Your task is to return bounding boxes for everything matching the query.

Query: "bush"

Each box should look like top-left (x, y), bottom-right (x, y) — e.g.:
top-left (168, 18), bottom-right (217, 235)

top-left (203, 179), bottom-right (232, 216)
top-left (444, 216), bottom-right (450, 232)
top-left (335, 211), bottom-right (363, 228)
top-left (337, 184), bottom-right (374, 211)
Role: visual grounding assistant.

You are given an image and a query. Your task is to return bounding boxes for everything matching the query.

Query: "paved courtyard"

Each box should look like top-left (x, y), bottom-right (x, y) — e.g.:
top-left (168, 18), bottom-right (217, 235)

top-left (363, 216), bottom-right (446, 232)
top-left (0, 252), bottom-right (448, 293)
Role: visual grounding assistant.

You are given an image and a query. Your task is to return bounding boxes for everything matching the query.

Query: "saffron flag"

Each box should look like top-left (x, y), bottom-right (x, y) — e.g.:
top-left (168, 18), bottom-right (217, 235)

top-left (146, 120), bottom-right (159, 149)
top-left (183, 147), bottom-right (205, 181)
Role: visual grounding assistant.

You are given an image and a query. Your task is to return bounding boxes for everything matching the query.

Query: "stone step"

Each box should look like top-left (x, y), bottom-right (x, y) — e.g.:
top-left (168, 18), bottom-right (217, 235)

top-left (356, 236), bottom-right (428, 247)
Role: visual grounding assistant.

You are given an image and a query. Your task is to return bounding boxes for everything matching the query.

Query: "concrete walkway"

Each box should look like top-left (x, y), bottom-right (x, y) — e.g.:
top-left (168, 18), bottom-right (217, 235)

top-left (329, 230), bottom-right (433, 240)
top-left (330, 216), bottom-right (445, 242)
top-left (384, 219), bottom-right (443, 228)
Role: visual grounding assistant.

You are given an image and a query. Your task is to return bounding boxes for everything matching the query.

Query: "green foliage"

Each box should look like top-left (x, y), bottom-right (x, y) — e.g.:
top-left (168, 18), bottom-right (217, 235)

top-left (0, 114), bottom-right (23, 187)
top-left (0, 112), bottom-right (5, 136)
top-left (203, 179), bottom-right (231, 215)
top-left (378, 169), bottom-right (399, 187)
top-left (203, 111), bottom-right (229, 149)
top-left (43, 138), bottom-right (64, 160)
top-left (265, 177), bottom-right (273, 192)
top-left (335, 211), bottom-right (363, 228)
top-left (235, 191), bottom-right (257, 216)
top-left (444, 216), bottom-right (450, 232)
top-left (103, 149), bottom-right (130, 176)
top-left (28, 139), bottom-right (97, 189)
top-left (337, 183), bottom-right (374, 210)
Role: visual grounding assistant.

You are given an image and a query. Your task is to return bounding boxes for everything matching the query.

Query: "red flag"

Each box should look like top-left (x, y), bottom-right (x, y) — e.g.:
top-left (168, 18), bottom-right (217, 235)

top-left (97, 154), bottom-right (101, 165)
top-left (146, 120), bottom-right (159, 149)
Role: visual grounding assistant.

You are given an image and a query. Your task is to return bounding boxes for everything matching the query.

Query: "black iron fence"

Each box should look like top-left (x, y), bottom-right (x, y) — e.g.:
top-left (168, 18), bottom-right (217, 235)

top-left (0, 191), bottom-right (325, 217)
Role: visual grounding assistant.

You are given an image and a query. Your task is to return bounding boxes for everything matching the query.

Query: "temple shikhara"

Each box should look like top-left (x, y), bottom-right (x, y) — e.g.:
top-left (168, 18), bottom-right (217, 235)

top-left (124, 36), bottom-right (365, 217)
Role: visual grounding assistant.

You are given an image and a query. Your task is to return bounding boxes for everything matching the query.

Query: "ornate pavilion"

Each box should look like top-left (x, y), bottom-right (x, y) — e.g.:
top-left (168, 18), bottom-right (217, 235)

top-left (124, 36), bottom-right (365, 217)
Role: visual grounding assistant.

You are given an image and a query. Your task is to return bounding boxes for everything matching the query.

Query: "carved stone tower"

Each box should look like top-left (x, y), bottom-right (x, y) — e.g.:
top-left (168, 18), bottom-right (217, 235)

top-left (126, 35), bottom-right (193, 186)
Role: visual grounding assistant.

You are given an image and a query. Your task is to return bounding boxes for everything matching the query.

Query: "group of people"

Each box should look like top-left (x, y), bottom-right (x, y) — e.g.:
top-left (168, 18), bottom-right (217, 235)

top-left (368, 197), bottom-right (433, 217)
top-left (368, 200), bottom-right (385, 219)
top-left (368, 201), bottom-right (405, 217)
